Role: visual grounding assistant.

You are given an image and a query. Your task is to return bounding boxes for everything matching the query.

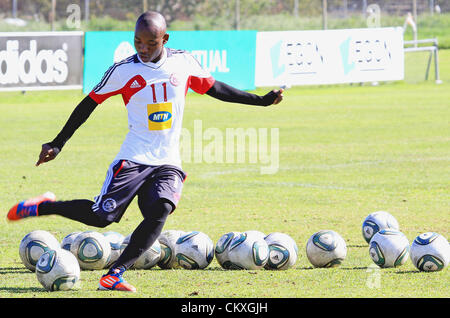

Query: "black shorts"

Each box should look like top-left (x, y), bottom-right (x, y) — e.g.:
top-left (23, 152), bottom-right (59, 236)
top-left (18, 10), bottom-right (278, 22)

top-left (91, 160), bottom-right (187, 223)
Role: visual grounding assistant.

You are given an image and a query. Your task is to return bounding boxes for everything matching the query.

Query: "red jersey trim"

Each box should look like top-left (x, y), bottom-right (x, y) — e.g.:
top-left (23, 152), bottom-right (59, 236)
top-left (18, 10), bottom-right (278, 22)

top-left (187, 76), bottom-right (215, 95)
top-left (89, 75), bottom-right (146, 106)
top-left (89, 89), bottom-right (120, 104)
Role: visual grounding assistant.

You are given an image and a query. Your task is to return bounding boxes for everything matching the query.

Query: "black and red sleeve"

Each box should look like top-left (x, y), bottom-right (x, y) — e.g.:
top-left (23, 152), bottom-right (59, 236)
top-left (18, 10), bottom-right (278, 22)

top-left (47, 95), bottom-right (99, 151)
top-left (205, 80), bottom-right (278, 106)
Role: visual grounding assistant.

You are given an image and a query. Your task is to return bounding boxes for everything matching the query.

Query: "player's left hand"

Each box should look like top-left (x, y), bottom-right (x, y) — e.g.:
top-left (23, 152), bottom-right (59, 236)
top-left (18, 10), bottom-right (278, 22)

top-left (271, 88), bottom-right (284, 105)
top-left (35, 143), bottom-right (60, 167)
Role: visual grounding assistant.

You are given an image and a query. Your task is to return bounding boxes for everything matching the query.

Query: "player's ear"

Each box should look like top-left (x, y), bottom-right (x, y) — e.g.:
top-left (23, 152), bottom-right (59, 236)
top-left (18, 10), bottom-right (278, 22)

top-left (163, 33), bottom-right (169, 44)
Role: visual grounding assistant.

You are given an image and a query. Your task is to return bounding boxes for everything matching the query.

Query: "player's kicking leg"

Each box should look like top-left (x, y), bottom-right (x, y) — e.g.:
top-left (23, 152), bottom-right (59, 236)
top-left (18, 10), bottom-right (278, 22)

top-left (7, 192), bottom-right (56, 221)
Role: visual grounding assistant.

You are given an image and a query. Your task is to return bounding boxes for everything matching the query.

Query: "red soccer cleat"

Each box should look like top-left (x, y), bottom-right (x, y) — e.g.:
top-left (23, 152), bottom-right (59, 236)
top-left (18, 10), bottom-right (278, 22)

top-left (7, 192), bottom-right (56, 221)
top-left (98, 267), bottom-right (137, 292)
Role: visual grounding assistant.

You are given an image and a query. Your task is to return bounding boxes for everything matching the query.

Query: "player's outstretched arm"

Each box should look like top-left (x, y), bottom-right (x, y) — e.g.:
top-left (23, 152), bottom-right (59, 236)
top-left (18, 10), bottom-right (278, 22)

top-left (36, 95), bottom-right (99, 166)
top-left (205, 80), bottom-right (283, 106)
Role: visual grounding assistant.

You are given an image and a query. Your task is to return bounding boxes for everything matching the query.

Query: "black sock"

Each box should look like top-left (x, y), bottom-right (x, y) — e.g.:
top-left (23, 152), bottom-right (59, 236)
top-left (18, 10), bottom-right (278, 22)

top-left (111, 200), bottom-right (173, 270)
top-left (39, 200), bottom-right (111, 228)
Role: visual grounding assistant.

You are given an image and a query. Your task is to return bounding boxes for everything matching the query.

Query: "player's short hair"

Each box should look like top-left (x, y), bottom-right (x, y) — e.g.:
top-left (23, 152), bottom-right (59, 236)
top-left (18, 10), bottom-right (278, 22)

top-left (136, 11), bottom-right (166, 30)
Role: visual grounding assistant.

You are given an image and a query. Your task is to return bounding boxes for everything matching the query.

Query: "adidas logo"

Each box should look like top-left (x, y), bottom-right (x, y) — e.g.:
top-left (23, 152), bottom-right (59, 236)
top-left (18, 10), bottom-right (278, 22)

top-left (130, 80), bottom-right (141, 88)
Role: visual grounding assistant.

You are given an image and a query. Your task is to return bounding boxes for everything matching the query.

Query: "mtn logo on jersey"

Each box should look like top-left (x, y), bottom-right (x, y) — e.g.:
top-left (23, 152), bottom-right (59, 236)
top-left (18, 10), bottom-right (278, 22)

top-left (149, 111), bottom-right (172, 122)
top-left (147, 102), bottom-right (173, 130)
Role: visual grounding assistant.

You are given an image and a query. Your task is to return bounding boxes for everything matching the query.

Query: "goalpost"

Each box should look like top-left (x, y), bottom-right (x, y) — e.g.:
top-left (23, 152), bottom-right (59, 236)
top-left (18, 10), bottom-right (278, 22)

top-left (402, 12), bottom-right (442, 84)
top-left (404, 38), bottom-right (442, 84)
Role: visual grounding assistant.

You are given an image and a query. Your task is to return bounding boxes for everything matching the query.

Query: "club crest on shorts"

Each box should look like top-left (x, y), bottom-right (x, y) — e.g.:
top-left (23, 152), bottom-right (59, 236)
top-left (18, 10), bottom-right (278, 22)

top-left (102, 198), bottom-right (117, 213)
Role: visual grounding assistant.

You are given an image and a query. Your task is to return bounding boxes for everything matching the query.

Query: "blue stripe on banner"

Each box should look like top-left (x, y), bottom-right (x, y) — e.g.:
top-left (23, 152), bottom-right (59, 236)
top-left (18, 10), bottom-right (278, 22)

top-left (83, 31), bottom-right (257, 94)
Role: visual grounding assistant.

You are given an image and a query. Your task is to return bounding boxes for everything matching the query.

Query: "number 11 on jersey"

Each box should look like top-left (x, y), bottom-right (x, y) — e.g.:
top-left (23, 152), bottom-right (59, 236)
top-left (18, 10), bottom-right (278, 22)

top-left (147, 82), bottom-right (172, 130)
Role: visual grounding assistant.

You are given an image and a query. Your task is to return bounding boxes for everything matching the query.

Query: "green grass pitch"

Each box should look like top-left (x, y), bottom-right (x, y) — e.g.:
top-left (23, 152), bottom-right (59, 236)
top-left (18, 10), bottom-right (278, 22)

top-left (0, 51), bottom-right (449, 299)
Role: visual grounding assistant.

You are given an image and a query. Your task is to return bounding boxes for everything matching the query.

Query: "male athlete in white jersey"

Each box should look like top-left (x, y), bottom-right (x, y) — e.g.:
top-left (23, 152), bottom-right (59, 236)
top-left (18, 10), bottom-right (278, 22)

top-left (7, 11), bottom-right (283, 292)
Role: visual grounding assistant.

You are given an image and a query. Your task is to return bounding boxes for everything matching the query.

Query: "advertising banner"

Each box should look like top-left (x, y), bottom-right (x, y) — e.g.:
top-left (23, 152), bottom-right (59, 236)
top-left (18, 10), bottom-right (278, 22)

top-left (83, 30), bottom-right (257, 94)
top-left (255, 27), bottom-right (404, 87)
top-left (0, 32), bottom-right (84, 91)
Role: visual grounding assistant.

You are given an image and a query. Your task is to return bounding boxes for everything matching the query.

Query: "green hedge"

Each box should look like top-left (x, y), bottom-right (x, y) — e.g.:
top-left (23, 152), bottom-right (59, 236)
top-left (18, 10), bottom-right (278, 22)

top-left (1, 13), bottom-right (449, 49)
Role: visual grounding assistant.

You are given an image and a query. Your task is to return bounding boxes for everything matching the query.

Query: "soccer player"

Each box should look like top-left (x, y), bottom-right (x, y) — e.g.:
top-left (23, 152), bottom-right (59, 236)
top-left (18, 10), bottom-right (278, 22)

top-left (7, 11), bottom-right (283, 292)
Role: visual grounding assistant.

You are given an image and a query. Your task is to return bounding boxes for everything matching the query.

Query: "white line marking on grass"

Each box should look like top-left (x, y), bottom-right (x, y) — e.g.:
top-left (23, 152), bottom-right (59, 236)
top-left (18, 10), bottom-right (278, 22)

top-left (196, 157), bottom-right (449, 191)
top-left (255, 181), bottom-right (360, 191)
top-left (280, 157), bottom-right (450, 171)
top-left (198, 157), bottom-right (449, 177)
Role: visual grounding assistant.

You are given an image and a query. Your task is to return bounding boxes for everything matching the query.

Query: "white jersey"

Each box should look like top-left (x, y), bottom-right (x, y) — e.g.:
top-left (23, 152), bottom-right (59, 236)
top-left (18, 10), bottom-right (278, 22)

top-left (89, 48), bottom-right (215, 169)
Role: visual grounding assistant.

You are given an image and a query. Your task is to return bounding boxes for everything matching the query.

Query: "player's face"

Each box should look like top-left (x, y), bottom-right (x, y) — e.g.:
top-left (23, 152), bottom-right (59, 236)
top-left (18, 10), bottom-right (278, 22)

top-left (134, 25), bottom-right (168, 63)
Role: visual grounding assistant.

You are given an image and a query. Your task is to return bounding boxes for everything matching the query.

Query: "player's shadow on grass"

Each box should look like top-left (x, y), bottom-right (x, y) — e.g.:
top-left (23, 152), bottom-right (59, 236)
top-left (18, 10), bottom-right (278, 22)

top-left (0, 286), bottom-right (44, 293)
top-left (0, 267), bottom-right (31, 275)
top-left (395, 270), bottom-right (422, 274)
top-left (152, 267), bottom-right (254, 272)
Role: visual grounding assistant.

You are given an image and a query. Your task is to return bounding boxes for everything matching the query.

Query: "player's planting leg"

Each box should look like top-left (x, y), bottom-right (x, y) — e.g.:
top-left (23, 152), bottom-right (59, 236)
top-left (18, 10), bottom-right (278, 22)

top-left (98, 265), bottom-right (136, 292)
top-left (99, 199), bottom-right (173, 292)
top-left (113, 199), bottom-right (172, 269)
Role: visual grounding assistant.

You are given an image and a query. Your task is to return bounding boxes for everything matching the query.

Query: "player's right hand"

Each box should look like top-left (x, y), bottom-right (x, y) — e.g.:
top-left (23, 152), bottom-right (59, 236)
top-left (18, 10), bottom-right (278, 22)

top-left (36, 143), bottom-right (60, 166)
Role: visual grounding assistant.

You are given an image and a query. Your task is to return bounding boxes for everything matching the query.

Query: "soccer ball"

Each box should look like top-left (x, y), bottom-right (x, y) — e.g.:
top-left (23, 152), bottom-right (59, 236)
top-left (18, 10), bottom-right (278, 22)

top-left (120, 234), bottom-right (161, 269)
top-left (61, 232), bottom-right (81, 251)
top-left (119, 234), bottom-right (130, 252)
top-left (36, 248), bottom-right (80, 291)
top-left (19, 230), bottom-right (61, 271)
top-left (244, 230), bottom-right (266, 240)
top-left (215, 231), bottom-right (241, 269)
top-left (132, 237), bottom-right (162, 270)
top-left (157, 230), bottom-right (186, 269)
top-left (175, 231), bottom-right (214, 269)
top-left (410, 232), bottom-right (450, 272)
top-left (103, 231), bottom-right (125, 268)
top-left (369, 229), bottom-right (409, 268)
top-left (264, 232), bottom-right (298, 270)
top-left (227, 231), bottom-right (269, 270)
top-left (362, 211), bottom-right (399, 244)
top-left (70, 231), bottom-right (111, 270)
top-left (306, 230), bottom-right (347, 268)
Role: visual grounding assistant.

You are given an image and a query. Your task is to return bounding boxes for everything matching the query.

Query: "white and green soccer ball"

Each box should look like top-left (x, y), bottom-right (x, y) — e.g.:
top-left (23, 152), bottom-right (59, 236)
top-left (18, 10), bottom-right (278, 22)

top-left (70, 231), bottom-right (111, 270)
top-left (215, 231), bottom-right (241, 269)
top-left (122, 235), bottom-right (162, 270)
top-left (410, 232), bottom-right (449, 272)
top-left (120, 234), bottom-right (161, 269)
top-left (362, 211), bottom-right (399, 244)
top-left (244, 230), bottom-right (266, 240)
top-left (61, 232), bottom-right (81, 252)
top-left (306, 230), bottom-right (347, 268)
top-left (103, 231), bottom-right (125, 268)
top-left (36, 248), bottom-right (80, 291)
top-left (19, 230), bottom-right (61, 271)
top-left (369, 229), bottom-right (409, 268)
top-left (226, 231), bottom-right (269, 270)
top-left (175, 231), bottom-right (214, 269)
top-left (157, 230), bottom-right (186, 269)
top-left (264, 232), bottom-right (298, 270)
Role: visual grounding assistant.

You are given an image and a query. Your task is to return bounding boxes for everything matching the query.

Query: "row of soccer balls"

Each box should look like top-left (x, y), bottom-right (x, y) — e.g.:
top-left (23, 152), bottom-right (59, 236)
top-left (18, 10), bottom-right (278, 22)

top-left (20, 230), bottom-right (299, 273)
top-left (362, 211), bottom-right (449, 270)
top-left (21, 229), bottom-right (300, 291)
top-left (20, 211), bottom-right (449, 291)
